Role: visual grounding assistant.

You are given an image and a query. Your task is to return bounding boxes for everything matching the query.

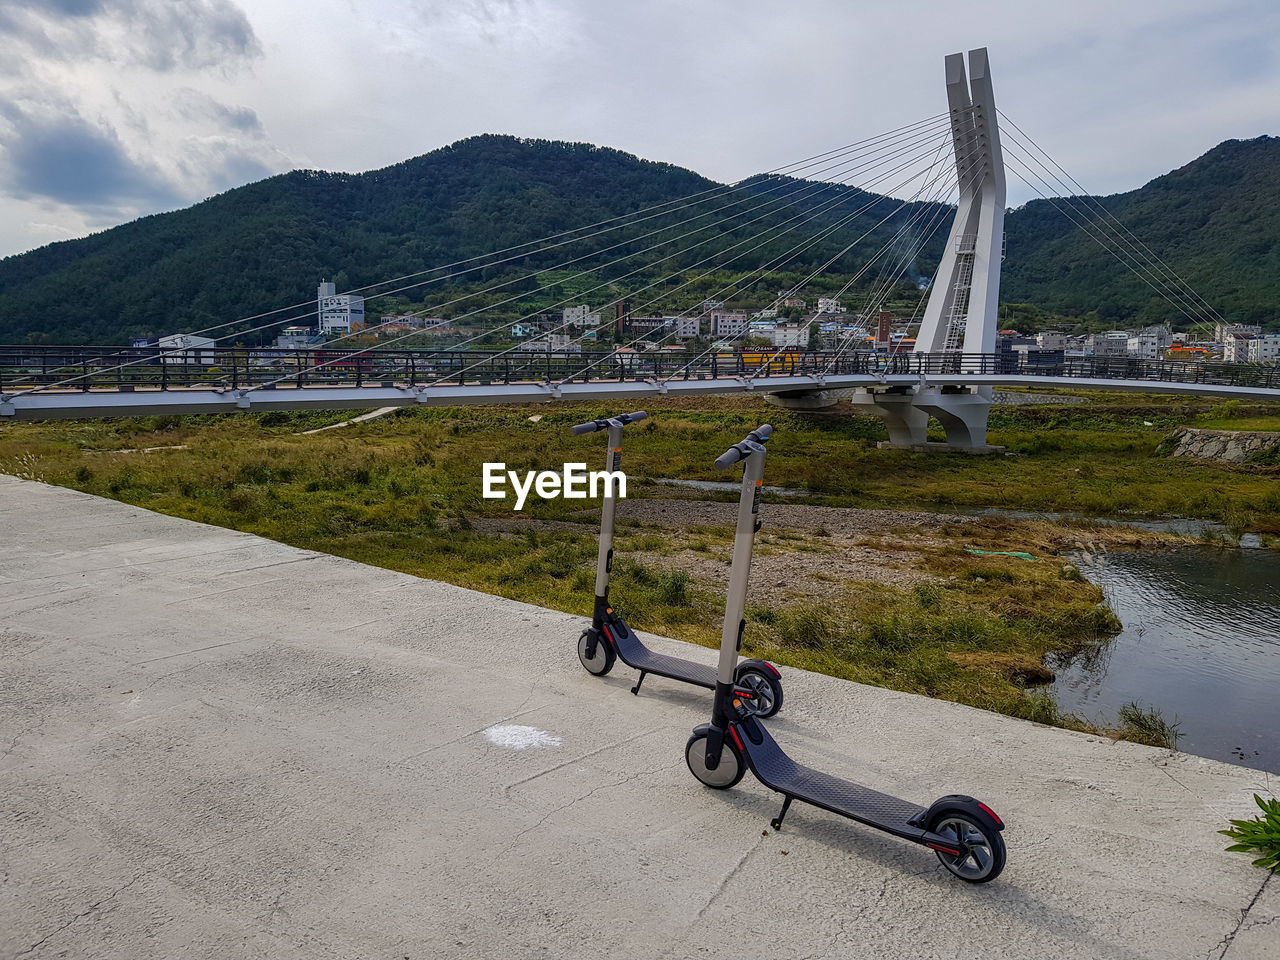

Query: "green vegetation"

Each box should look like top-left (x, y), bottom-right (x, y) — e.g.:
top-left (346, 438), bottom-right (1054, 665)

top-left (1221, 794), bottom-right (1280, 872)
top-left (1115, 702), bottom-right (1181, 750)
top-left (0, 136), bottom-right (942, 344)
top-left (5, 134), bottom-right (1279, 345)
top-left (2, 392), bottom-right (1276, 748)
top-left (1003, 135), bottom-right (1280, 327)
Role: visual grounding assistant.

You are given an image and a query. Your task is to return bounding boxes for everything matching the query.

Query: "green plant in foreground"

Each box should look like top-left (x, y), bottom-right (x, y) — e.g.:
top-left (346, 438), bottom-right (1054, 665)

top-left (1220, 794), bottom-right (1280, 872)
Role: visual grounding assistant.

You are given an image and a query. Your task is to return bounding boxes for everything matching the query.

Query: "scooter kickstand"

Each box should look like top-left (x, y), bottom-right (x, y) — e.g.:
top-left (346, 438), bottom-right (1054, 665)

top-left (631, 671), bottom-right (646, 696)
top-left (771, 796), bottom-right (793, 832)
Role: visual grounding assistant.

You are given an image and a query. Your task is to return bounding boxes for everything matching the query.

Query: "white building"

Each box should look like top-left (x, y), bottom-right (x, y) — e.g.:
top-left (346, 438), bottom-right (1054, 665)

top-left (1224, 333), bottom-right (1254, 363)
top-left (563, 305), bottom-right (602, 328)
top-left (158, 333), bottom-right (216, 365)
top-left (710, 311), bottom-right (750, 338)
top-left (816, 297), bottom-right (843, 315)
top-left (1246, 334), bottom-right (1280, 364)
top-left (518, 334), bottom-right (581, 353)
top-left (1086, 331), bottom-right (1129, 358)
top-left (754, 307), bottom-right (779, 319)
top-left (317, 281), bottom-right (365, 334)
top-left (770, 322), bottom-right (810, 348)
top-left (1037, 330), bottom-right (1068, 351)
top-left (1215, 322), bottom-right (1262, 342)
top-left (1127, 325), bottom-right (1173, 360)
top-left (669, 316), bottom-right (700, 339)
top-left (275, 326), bottom-right (317, 349)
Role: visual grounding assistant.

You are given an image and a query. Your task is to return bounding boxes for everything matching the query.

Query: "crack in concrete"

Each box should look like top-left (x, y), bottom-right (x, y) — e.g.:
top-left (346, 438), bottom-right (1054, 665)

top-left (16, 872), bottom-right (146, 957)
top-left (504, 761), bottom-right (675, 851)
top-left (1150, 755), bottom-right (1192, 793)
top-left (1, 717), bottom-right (49, 764)
top-left (501, 725), bottom-right (667, 798)
top-left (695, 833), bottom-right (766, 922)
top-left (1212, 871), bottom-right (1273, 960)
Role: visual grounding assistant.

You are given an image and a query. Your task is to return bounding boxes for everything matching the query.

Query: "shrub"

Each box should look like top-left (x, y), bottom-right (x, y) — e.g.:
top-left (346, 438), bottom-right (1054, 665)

top-left (778, 604), bottom-right (838, 650)
top-left (913, 583), bottom-right (943, 610)
top-left (1221, 794), bottom-right (1280, 872)
top-left (656, 570), bottom-right (692, 606)
top-left (1117, 701), bottom-right (1180, 749)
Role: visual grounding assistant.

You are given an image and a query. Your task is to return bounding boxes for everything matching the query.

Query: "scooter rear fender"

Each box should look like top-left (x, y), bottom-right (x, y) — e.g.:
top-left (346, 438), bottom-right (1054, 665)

top-left (911, 794), bottom-right (1005, 833)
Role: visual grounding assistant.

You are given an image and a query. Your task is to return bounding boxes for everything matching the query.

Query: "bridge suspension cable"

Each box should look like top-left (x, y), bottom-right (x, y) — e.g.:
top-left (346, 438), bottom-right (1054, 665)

top-left (550, 136), bottom-right (968, 386)
top-left (14, 117), bottom-right (954, 397)
top-left (998, 111), bottom-right (1228, 332)
top-left (666, 140), bottom-right (968, 384)
top-left (248, 125), bottom-right (958, 395)
top-left (997, 112), bottom-right (1226, 331)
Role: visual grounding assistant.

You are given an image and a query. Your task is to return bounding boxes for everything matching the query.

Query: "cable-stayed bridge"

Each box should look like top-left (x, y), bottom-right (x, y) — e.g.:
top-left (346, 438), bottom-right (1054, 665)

top-left (4, 49), bottom-right (1273, 442)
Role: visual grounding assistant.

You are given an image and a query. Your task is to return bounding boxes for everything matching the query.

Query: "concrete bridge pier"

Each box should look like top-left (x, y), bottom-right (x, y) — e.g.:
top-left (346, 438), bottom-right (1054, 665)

top-left (909, 385), bottom-right (997, 450)
top-left (847, 388), bottom-right (929, 446)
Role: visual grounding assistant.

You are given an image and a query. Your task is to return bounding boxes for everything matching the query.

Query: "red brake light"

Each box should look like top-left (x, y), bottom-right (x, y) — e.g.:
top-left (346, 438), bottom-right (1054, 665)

top-left (977, 802), bottom-right (1003, 828)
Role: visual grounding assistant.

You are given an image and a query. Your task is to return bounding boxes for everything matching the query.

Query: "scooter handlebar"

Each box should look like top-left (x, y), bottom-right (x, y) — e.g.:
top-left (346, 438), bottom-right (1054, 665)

top-left (570, 410), bottom-right (648, 434)
top-left (714, 424), bottom-right (773, 470)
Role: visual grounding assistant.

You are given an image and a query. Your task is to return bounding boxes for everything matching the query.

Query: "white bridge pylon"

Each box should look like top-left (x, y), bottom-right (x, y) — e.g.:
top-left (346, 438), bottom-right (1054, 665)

top-left (842, 47), bottom-right (1005, 450)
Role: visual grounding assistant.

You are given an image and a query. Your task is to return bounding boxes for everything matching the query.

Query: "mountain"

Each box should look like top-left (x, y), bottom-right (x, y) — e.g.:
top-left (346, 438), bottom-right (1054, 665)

top-left (0, 135), bottom-right (946, 344)
top-left (1, 133), bottom-right (1277, 344)
top-left (1001, 135), bottom-right (1280, 327)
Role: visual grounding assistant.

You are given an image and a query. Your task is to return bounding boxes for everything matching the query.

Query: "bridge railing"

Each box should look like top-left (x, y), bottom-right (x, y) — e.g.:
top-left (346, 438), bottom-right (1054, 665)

top-left (2, 344), bottom-right (1278, 394)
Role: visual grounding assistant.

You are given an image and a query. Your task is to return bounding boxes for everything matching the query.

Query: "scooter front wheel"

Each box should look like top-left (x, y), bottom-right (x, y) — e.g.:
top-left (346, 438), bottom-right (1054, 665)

top-left (685, 732), bottom-right (745, 789)
top-left (930, 812), bottom-right (1006, 884)
top-left (578, 629), bottom-right (616, 676)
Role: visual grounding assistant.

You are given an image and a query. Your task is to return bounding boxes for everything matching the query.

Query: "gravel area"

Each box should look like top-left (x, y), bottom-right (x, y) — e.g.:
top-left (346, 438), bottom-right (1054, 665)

top-left (617, 497), bottom-right (973, 536)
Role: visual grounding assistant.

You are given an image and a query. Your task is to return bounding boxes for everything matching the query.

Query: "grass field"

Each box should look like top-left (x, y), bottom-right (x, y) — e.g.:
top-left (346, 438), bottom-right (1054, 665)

top-left (3, 390), bottom-right (1278, 747)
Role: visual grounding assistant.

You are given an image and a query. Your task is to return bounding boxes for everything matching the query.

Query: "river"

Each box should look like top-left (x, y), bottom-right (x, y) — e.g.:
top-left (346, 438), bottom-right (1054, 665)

top-left (1051, 548), bottom-right (1280, 773)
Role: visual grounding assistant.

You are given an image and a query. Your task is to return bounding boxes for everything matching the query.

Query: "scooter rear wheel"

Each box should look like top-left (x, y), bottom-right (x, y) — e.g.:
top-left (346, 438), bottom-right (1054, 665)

top-left (578, 629), bottom-right (616, 676)
top-left (930, 812), bottom-right (1006, 883)
top-left (734, 667), bottom-right (783, 718)
top-left (685, 732), bottom-right (745, 789)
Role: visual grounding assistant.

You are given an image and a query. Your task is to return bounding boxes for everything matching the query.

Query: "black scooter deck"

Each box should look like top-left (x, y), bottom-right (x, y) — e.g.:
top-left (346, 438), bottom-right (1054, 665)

top-left (732, 716), bottom-right (928, 842)
top-left (605, 618), bottom-right (717, 689)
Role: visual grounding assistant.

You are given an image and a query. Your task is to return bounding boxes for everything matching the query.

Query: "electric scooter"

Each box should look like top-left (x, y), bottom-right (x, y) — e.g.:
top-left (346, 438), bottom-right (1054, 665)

top-left (684, 425), bottom-right (1007, 883)
top-left (572, 412), bottom-right (784, 717)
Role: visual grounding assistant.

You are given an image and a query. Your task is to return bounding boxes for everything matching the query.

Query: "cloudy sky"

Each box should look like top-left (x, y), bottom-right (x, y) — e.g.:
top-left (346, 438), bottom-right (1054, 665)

top-left (0, 0), bottom-right (1277, 259)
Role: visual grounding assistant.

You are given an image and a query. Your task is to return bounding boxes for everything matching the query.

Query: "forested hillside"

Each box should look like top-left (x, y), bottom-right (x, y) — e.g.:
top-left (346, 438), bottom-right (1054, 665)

top-left (1, 133), bottom-right (1277, 344)
top-left (1002, 135), bottom-right (1280, 326)
top-left (0, 136), bottom-right (945, 344)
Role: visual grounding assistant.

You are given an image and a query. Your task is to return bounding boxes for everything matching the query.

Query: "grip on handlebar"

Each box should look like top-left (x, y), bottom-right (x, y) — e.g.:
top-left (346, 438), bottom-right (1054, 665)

top-left (570, 410), bottom-right (648, 435)
top-left (713, 423), bottom-right (773, 470)
top-left (713, 449), bottom-right (741, 471)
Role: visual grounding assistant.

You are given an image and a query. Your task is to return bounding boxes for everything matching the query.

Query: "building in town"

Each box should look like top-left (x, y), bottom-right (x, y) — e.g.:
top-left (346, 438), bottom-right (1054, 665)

top-left (710, 311), bottom-right (750, 338)
top-left (1246, 333), bottom-right (1280, 364)
top-left (317, 281), bottom-right (365, 334)
top-left (1127, 325), bottom-right (1173, 360)
top-left (563, 305), bottom-right (602, 327)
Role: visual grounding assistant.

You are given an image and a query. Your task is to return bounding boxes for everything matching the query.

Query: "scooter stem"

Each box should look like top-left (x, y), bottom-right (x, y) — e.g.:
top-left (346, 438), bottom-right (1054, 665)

top-left (591, 420), bottom-right (625, 629)
top-left (710, 438), bottom-right (767, 733)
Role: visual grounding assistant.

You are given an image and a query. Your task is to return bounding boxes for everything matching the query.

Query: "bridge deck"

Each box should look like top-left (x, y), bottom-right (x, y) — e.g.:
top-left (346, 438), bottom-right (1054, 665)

top-left (5, 372), bottom-right (1280, 420)
top-left (2, 475), bottom-right (1275, 959)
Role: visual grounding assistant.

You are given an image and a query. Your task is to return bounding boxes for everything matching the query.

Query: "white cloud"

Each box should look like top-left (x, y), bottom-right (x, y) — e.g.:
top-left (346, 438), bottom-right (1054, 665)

top-left (1, 0), bottom-right (1278, 258)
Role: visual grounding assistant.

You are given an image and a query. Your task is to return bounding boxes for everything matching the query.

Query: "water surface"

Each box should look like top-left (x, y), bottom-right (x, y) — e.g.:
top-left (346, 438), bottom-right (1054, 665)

top-left (1051, 548), bottom-right (1280, 772)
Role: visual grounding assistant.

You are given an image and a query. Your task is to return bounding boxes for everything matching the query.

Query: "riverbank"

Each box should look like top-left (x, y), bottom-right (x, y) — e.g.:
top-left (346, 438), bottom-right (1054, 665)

top-left (2, 475), bottom-right (1277, 960)
top-left (1, 392), bottom-right (1277, 751)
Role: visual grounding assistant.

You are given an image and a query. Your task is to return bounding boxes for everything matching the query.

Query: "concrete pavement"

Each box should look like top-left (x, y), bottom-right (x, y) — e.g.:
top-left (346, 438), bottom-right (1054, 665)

top-left (1, 474), bottom-right (1276, 959)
